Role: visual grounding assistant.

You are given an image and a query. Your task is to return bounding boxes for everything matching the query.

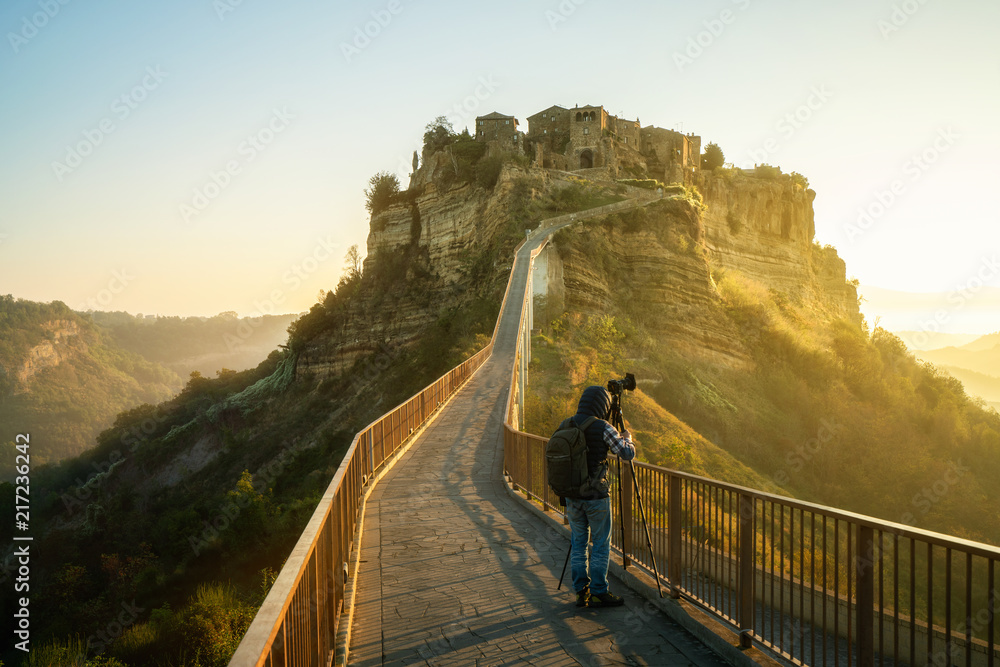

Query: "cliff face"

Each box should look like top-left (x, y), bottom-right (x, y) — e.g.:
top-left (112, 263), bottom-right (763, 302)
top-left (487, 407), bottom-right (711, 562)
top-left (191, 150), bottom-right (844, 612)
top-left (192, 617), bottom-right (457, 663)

top-left (542, 173), bottom-right (860, 369)
top-left (297, 157), bottom-right (541, 377)
top-left (15, 319), bottom-right (86, 389)
top-left (547, 198), bottom-right (752, 369)
top-left (695, 171), bottom-right (859, 319)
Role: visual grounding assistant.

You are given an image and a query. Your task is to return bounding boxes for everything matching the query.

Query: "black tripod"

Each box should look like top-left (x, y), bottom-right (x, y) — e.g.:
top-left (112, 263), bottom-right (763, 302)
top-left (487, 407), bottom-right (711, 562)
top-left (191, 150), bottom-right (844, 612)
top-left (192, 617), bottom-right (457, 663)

top-left (609, 390), bottom-right (664, 598)
top-left (557, 386), bottom-right (664, 598)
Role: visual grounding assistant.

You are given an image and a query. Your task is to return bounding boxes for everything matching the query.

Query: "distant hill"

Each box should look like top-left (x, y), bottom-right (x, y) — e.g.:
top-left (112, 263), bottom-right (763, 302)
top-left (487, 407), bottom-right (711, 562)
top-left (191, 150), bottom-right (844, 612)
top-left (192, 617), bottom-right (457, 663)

top-left (931, 364), bottom-right (1000, 410)
top-left (917, 343), bottom-right (1000, 378)
top-left (0, 300), bottom-right (300, 475)
top-left (956, 331), bottom-right (1000, 352)
top-left (892, 330), bottom-right (982, 351)
top-left (0, 297), bottom-right (183, 473)
top-left (907, 331), bottom-right (1000, 411)
top-left (87, 310), bottom-right (299, 378)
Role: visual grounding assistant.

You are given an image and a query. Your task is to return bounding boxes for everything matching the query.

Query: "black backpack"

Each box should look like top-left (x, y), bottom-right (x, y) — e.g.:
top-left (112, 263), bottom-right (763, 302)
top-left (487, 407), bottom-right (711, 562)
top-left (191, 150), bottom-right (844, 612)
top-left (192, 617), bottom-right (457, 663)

top-left (546, 416), bottom-right (598, 499)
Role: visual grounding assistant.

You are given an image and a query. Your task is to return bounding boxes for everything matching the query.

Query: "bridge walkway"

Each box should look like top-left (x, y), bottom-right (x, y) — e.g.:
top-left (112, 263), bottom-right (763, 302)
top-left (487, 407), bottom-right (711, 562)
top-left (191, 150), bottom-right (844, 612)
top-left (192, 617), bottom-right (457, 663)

top-left (348, 202), bottom-right (730, 666)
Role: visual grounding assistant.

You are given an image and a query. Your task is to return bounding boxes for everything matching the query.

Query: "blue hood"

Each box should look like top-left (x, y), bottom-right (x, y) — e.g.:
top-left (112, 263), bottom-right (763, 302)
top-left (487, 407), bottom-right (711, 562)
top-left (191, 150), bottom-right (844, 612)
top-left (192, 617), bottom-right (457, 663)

top-left (576, 385), bottom-right (611, 420)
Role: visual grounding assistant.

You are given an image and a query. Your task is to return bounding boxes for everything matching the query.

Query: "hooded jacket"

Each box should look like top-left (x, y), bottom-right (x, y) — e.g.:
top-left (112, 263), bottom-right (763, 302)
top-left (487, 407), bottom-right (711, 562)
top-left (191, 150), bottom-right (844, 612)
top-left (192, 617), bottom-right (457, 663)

top-left (573, 385), bottom-right (616, 499)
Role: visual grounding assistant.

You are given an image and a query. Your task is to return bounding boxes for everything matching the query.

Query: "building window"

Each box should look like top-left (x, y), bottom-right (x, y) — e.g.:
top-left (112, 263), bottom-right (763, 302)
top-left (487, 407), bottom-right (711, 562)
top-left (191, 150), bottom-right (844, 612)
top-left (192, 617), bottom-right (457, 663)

top-left (543, 129), bottom-right (547, 134)
top-left (583, 127), bottom-right (589, 135)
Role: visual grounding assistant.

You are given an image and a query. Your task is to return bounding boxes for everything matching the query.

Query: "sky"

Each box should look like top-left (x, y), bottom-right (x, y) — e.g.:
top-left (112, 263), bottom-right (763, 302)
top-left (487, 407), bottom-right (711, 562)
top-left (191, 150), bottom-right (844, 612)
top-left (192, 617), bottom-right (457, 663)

top-left (1, 0), bottom-right (998, 331)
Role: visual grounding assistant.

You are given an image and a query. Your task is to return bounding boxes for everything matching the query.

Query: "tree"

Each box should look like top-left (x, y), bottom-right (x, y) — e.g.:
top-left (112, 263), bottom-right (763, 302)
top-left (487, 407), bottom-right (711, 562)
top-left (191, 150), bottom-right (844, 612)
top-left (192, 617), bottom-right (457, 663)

top-left (422, 115), bottom-right (457, 155)
top-left (701, 142), bottom-right (725, 170)
top-left (363, 171), bottom-right (400, 215)
top-left (344, 245), bottom-right (362, 282)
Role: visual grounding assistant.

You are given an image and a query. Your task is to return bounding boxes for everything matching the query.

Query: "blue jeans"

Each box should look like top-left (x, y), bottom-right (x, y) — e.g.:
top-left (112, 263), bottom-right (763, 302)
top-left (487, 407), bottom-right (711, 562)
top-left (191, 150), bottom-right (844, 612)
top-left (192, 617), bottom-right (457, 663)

top-left (566, 496), bottom-right (612, 595)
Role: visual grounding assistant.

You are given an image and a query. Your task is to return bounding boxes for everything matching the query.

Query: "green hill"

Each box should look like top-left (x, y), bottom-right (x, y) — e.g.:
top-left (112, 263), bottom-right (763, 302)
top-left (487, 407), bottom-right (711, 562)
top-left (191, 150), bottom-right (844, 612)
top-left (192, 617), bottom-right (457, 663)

top-left (0, 297), bottom-right (183, 475)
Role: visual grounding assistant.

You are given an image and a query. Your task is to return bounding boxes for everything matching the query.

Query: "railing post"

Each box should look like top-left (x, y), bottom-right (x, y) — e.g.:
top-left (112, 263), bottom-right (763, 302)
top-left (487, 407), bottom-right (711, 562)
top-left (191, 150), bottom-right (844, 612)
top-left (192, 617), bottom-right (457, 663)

top-left (668, 474), bottom-right (682, 598)
top-left (667, 475), bottom-right (681, 600)
top-left (856, 524), bottom-right (875, 667)
top-left (738, 492), bottom-right (755, 649)
top-left (621, 460), bottom-right (634, 568)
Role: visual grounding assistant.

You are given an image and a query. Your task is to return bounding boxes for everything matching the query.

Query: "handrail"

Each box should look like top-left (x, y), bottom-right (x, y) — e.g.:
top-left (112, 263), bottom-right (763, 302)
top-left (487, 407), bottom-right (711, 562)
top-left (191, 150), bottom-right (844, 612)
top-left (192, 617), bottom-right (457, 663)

top-left (502, 241), bottom-right (1000, 667)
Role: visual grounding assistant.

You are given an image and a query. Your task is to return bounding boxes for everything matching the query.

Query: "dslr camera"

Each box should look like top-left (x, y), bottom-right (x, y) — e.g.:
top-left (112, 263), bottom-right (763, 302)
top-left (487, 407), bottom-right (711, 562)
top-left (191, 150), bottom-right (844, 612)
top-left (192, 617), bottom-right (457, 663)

top-left (606, 373), bottom-right (636, 396)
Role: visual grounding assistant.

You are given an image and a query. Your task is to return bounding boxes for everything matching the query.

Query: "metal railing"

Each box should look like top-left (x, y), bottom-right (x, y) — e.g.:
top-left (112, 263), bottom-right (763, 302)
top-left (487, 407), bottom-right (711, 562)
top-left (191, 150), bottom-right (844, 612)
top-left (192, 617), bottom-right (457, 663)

top-left (503, 250), bottom-right (1000, 667)
top-left (229, 234), bottom-right (527, 666)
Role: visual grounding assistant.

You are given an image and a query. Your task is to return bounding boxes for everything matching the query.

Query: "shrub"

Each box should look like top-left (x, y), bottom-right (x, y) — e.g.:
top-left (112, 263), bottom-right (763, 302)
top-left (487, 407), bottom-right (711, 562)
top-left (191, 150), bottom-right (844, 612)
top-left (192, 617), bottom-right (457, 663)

top-left (475, 155), bottom-right (504, 190)
top-left (727, 209), bottom-right (743, 234)
top-left (754, 164), bottom-right (782, 180)
top-left (701, 142), bottom-right (725, 170)
top-left (364, 171), bottom-right (400, 215)
top-left (616, 178), bottom-right (664, 191)
top-left (422, 116), bottom-right (456, 155)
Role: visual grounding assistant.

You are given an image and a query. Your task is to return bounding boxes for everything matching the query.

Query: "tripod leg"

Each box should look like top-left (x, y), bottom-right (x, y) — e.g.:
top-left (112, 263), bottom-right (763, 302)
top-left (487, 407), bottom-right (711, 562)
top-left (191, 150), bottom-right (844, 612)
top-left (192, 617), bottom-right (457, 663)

top-left (630, 458), bottom-right (664, 597)
top-left (617, 457), bottom-right (627, 569)
top-left (557, 541), bottom-right (571, 591)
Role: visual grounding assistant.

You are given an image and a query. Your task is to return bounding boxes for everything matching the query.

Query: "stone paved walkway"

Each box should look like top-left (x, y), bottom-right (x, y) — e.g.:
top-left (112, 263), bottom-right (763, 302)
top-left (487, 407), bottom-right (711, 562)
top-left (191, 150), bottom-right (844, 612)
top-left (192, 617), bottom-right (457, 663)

top-left (349, 211), bottom-right (729, 666)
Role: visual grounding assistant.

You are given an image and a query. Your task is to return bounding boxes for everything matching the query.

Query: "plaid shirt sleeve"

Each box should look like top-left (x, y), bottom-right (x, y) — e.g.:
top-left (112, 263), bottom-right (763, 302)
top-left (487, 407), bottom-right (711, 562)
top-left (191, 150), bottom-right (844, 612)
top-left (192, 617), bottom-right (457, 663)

top-left (601, 421), bottom-right (635, 461)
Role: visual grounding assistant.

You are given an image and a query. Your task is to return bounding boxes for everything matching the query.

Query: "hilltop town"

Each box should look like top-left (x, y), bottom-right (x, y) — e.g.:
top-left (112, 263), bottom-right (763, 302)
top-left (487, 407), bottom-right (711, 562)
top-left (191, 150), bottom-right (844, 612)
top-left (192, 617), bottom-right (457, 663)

top-left (474, 103), bottom-right (701, 184)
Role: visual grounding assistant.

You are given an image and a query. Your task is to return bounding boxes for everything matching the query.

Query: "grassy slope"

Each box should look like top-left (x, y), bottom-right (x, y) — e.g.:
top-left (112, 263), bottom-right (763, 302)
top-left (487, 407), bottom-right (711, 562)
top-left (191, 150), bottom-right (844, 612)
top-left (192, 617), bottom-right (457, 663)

top-left (526, 332), bottom-right (785, 494)
top-left (526, 200), bottom-right (1000, 546)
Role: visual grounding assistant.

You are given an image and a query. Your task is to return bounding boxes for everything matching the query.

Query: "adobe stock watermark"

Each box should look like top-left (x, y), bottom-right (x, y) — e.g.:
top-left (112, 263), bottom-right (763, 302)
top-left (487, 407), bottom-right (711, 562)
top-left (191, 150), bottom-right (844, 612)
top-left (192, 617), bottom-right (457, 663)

top-left (77, 269), bottom-right (135, 311)
top-left (61, 406), bottom-right (171, 517)
top-left (928, 590), bottom-right (998, 667)
top-left (673, 0), bottom-right (752, 72)
top-left (901, 254), bottom-right (1000, 350)
top-left (87, 600), bottom-right (145, 655)
top-left (7, 0), bottom-right (72, 54)
top-left (340, 0), bottom-right (405, 62)
top-left (545, 0), bottom-right (590, 32)
top-left (225, 235), bottom-right (339, 352)
top-left (747, 85), bottom-right (833, 165)
top-left (877, 0), bottom-right (931, 39)
top-left (900, 459), bottom-right (969, 526)
top-left (843, 127), bottom-right (958, 243)
top-left (187, 441), bottom-right (311, 555)
top-left (179, 107), bottom-right (294, 224)
top-left (51, 66), bottom-right (168, 182)
top-left (772, 418), bottom-right (843, 487)
top-left (213, 0), bottom-right (249, 21)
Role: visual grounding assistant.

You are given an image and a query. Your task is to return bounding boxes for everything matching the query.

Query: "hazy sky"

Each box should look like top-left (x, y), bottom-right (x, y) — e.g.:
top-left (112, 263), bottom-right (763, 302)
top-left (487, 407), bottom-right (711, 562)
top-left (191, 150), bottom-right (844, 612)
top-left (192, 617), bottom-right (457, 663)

top-left (1, 0), bottom-right (998, 329)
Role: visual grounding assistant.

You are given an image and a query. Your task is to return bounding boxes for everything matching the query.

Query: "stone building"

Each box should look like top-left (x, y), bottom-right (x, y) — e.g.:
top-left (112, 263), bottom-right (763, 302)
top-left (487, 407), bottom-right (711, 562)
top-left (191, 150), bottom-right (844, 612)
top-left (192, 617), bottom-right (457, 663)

top-left (525, 105), bottom-right (570, 149)
top-left (640, 126), bottom-right (701, 183)
top-left (522, 101), bottom-right (702, 181)
top-left (475, 111), bottom-right (521, 149)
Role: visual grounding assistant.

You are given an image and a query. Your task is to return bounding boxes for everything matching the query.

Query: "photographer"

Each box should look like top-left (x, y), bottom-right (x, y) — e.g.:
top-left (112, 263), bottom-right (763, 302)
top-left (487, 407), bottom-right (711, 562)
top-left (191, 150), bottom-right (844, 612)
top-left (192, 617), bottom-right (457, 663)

top-left (562, 385), bottom-right (635, 608)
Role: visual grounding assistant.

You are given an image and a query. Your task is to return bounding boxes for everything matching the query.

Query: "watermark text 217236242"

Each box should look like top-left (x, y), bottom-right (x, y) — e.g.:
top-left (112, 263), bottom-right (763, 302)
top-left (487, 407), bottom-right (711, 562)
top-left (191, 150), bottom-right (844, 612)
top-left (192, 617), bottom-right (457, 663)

top-left (13, 433), bottom-right (33, 653)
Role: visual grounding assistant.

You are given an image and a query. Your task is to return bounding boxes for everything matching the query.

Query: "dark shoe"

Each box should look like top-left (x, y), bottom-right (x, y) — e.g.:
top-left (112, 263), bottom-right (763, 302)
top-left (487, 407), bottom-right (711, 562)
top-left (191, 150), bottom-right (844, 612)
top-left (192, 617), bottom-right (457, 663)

top-left (589, 591), bottom-right (625, 608)
top-left (575, 587), bottom-right (591, 607)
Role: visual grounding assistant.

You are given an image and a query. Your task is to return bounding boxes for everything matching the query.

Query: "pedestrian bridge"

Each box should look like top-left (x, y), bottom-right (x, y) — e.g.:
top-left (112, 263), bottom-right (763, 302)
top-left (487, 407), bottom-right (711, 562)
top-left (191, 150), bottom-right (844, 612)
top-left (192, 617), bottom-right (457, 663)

top-left (229, 198), bottom-right (1000, 667)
